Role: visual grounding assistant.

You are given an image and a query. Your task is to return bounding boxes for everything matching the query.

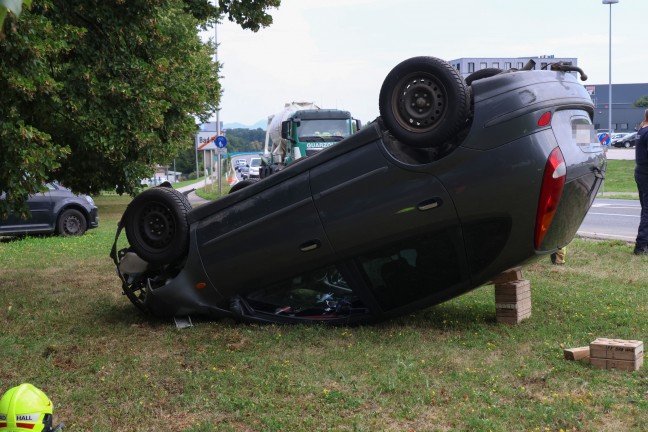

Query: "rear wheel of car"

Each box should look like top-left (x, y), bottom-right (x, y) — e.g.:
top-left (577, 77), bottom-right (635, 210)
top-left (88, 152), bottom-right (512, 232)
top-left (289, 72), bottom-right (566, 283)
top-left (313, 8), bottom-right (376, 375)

top-left (57, 209), bottom-right (87, 236)
top-left (123, 187), bottom-right (192, 265)
top-left (379, 56), bottom-right (469, 148)
top-left (229, 179), bottom-right (258, 194)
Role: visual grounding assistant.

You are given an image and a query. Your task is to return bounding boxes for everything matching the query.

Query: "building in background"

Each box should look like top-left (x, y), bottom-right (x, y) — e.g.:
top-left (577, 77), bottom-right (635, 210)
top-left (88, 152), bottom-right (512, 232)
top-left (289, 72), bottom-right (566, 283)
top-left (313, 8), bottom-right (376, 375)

top-left (450, 55), bottom-right (648, 133)
top-left (586, 83), bottom-right (648, 133)
top-left (448, 55), bottom-right (578, 79)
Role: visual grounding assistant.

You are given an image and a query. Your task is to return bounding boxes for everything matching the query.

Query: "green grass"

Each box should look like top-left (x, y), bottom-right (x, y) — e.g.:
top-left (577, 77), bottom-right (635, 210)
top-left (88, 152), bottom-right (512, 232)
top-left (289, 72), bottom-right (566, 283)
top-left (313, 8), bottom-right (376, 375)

top-left (603, 160), bottom-right (637, 195)
top-left (0, 196), bottom-right (646, 431)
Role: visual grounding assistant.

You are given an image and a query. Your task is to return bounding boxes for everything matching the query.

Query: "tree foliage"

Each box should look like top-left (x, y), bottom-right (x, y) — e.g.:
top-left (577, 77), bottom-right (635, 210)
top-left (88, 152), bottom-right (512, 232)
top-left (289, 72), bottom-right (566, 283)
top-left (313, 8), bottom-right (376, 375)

top-left (0, 0), bottom-right (280, 218)
top-left (0, 0), bottom-right (32, 33)
top-left (634, 96), bottom-right (648, 108)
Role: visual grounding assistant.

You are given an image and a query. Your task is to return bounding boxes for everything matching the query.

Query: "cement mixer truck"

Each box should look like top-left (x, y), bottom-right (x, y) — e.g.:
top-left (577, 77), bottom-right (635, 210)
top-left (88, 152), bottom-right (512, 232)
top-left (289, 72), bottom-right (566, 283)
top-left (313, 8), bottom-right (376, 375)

top-left (260, 102), bottom-right (361, 178)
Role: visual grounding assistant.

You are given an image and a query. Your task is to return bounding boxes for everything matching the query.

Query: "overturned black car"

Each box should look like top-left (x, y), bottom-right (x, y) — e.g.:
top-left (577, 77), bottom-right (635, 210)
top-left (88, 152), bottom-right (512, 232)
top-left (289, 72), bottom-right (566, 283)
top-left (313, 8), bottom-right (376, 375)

top-left (111, 56), bottom-right (605, 324)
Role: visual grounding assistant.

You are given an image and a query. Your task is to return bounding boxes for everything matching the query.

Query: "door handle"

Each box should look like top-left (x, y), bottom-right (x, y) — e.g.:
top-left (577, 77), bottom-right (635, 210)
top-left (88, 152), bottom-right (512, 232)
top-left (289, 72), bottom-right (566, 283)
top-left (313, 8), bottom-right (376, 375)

top-left (417, 198), bottom-right (442, 211)
top-left (300, 239), bottom-right (321, 252)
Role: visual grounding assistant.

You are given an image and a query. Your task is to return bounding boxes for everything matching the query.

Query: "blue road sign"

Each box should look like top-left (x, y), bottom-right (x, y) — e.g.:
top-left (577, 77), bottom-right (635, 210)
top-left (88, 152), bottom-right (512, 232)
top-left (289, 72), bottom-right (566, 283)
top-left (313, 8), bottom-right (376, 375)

top-left (598, 133), bottom-right (611, 146)
top-left (215, 135), bottom-right (227, 148)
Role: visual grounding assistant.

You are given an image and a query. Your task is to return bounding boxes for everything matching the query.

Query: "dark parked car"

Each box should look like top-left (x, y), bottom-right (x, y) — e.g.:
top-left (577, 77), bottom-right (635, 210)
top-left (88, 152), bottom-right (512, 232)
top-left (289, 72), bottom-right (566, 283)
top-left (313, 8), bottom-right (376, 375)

top-left (111, 57), bottom-right (604, 325)
top-left (611, 132), bottom-right (638, 148)
top-left (1, 183), bottom-right (99, 236)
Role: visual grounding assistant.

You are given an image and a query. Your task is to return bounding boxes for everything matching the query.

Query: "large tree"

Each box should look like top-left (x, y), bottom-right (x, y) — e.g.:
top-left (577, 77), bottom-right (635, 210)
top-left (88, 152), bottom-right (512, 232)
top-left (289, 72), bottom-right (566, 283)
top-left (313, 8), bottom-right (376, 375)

top-left (0, 0), bottom-right (279, 217)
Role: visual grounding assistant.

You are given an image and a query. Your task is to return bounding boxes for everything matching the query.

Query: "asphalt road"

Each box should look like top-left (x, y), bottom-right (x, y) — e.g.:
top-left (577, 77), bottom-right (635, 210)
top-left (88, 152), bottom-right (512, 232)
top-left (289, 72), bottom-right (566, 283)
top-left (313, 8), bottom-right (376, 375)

top-left (605, 147), bottom-right (635, 160)
top-left (577, 198), bottom-right (639, 242)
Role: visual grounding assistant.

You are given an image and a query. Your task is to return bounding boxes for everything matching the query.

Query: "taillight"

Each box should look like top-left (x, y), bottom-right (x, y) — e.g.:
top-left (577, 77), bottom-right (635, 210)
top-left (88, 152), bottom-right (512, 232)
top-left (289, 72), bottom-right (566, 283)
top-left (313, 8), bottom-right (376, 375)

top-left (535, 147), bottom-right (566, 249)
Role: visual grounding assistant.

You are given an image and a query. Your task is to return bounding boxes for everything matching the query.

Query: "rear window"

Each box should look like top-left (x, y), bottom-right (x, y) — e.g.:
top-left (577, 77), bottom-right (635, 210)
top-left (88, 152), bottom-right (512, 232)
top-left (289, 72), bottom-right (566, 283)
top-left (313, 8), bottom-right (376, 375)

top-left (553, 110), bottom-right (603, 153)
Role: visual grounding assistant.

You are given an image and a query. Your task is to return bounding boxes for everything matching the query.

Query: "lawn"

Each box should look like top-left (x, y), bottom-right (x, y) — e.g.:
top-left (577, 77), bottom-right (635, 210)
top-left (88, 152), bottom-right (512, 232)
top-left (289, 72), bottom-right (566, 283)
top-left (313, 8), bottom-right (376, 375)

top-left (602, 159), bottom-right (637, 195)
top-left (0, 192), bottom-right (646, 432)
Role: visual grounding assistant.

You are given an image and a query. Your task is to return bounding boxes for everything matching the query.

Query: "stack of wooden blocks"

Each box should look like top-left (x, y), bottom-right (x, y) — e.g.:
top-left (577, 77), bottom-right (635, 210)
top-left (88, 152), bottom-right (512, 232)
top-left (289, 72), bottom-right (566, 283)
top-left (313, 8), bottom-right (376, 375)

top-left (589, 338), bottom-right (644, 372)
top-left (492, 268), bottom-right (531, 324)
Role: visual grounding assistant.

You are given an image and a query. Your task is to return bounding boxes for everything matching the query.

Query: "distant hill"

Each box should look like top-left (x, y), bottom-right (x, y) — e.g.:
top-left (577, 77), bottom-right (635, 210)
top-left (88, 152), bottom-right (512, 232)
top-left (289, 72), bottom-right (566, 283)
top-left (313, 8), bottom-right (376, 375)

top-left (223, 120), bottom-right (266, 130)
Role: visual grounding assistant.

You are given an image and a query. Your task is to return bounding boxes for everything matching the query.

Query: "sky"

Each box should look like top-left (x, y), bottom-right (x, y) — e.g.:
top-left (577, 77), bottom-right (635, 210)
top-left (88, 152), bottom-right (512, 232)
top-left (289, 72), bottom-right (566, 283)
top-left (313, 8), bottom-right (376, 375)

top-left (204, 0), bottom-right (647, 127)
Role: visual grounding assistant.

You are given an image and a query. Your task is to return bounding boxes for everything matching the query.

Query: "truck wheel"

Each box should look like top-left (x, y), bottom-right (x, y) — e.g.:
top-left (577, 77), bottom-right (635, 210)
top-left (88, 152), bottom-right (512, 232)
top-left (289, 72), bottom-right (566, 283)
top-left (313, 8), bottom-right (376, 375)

top-left (379, 56), bottom-right (469, 148)
top-left (123, 187), bottom-right (192, 265)
top-left (229, 179), bottom-right (258, 193)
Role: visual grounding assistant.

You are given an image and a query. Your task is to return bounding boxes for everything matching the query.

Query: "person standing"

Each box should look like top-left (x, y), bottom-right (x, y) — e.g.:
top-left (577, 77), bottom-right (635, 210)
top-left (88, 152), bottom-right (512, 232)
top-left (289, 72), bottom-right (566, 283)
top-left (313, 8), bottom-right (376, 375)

top-left (633, 109), bottom-right (648, 255)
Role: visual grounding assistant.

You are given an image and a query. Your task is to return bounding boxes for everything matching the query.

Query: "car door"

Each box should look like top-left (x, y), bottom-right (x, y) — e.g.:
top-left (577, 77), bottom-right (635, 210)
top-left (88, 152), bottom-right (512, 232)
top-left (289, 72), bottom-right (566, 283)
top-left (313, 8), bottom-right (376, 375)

top-left (0, 188), bottom-right (54, 233)
top-left (309, 139), bottom-right (469, 312)
top-left (194, 171), bottom-right (336, 295)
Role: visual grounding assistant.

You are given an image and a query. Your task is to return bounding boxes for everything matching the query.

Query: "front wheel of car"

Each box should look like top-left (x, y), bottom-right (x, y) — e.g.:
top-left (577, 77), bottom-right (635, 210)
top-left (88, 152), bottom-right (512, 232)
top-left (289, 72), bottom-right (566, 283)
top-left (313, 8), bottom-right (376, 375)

top-left (625, 141), bottom-right (631, 148)
top-left (379, 56), bottom-right (469, 148)
top-left (123, 187), bottom-right (192, 265)
top-left (57, 209), bottom-right (87, 236)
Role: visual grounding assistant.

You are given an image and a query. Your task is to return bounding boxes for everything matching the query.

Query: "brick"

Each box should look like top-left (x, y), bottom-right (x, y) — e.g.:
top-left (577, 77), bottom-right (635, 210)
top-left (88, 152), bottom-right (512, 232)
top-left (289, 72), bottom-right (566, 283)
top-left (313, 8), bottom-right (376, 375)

top-left (590, 356), bottom-right (643, 371)
top-left (495, 298), bottom-right (532, 311)
top-left (494, 279), bottom-right (530, 292)
top-left (495, 290), bottom-right (531, 303)
top-left (496, 307), bottom-right (531, 318)
top-left (496, 313), bottom-right (531, 324)
top-left (564, 346), bottom-right (590, 361)
top-left (491, 268), bottom-right (524, 284)
top-left (589, 339), bottom-right (644, 361)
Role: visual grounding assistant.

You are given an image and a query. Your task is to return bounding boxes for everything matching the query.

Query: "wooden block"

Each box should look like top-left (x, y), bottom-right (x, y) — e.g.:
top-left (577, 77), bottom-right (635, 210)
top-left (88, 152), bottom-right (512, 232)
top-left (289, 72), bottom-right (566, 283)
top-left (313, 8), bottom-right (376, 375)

top-left (589, 338), bottom-right (644, 361)
top-left (590, 356), bottom-right (643, 371)
top-left (564, 346), bottom-right (590, 361)
top-left (491, 268), bottom-right (524, 284)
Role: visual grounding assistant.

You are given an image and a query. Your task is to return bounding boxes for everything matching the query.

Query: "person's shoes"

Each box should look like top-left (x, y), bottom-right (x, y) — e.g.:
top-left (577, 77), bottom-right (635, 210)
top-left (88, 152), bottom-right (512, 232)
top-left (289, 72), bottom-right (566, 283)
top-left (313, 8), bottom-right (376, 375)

top-left (633, 244), bottom-right (648, 255)
top-left (550, 253), bottom-right (564, 265)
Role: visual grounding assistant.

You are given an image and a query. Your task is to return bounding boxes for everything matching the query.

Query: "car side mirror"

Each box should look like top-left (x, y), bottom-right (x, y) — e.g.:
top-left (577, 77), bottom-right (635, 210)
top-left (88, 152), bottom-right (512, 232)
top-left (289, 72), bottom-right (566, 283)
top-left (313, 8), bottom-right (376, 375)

top-left (355, 119), bottom-right (362, 131)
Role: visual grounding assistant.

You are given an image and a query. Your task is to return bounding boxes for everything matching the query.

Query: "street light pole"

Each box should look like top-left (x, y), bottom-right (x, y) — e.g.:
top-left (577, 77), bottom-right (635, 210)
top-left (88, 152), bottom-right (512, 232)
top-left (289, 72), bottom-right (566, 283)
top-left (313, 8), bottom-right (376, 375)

top-left (214, 1), bottom-right (222, 195)
top-left (603, 0), bottom-right (619, 135)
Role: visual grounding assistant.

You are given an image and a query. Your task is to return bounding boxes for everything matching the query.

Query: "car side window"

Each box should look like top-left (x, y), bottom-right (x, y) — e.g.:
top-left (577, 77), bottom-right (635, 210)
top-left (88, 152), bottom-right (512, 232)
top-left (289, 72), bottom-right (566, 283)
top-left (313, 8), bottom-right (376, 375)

top-left (243, 265), bottom-right (368, 319)
top-left (357, 231), bottom-right (464, 311)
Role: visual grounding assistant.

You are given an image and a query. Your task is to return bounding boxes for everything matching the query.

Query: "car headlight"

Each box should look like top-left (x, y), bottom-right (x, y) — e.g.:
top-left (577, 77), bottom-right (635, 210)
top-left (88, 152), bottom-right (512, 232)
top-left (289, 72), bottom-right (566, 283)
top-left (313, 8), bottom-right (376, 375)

top-left (84, 195), bottom-right (95, 206)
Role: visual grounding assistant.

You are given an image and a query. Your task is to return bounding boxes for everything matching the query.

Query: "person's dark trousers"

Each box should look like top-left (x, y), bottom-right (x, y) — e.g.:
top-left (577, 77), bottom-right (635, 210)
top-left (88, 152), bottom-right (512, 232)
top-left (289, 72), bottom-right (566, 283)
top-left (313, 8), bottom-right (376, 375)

top-left (635, 171), bottom-right (648, 254)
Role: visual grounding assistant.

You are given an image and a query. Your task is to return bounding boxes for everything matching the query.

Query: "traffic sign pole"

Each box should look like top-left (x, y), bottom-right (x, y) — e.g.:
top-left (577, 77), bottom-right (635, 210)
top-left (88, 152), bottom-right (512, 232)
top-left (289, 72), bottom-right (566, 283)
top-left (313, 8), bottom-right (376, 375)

top-left (215, 136), bottom-right (228, 195)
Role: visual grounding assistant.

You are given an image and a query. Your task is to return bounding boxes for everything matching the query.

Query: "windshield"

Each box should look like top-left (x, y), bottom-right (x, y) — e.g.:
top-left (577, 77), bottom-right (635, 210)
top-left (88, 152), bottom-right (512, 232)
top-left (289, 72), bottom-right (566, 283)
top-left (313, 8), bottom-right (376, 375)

top-left (250, 159), bottom-right (261, 167)
top-left (297, 119), bottom-right (349, 142)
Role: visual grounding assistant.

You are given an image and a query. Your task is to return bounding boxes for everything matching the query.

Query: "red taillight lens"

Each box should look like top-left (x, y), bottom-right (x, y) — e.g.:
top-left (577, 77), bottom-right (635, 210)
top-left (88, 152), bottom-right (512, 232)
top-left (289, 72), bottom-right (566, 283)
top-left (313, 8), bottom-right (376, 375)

top-left (538, 111), bottom-right (552, 127)
top-left (535, 147), bottom-right (566, 249)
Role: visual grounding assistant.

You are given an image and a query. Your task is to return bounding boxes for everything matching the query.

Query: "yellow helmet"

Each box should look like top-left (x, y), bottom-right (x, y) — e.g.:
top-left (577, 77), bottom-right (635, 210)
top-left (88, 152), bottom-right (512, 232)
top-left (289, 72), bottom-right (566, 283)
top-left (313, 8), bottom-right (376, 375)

top-left (0, 384), bottom-right (54, 432)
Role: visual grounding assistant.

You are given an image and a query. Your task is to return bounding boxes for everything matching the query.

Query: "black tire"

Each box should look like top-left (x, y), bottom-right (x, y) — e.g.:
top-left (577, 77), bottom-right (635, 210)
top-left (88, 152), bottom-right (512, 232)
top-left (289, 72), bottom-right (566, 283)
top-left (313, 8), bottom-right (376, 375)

top-left (624, 141), bottom-right (631, 148)
top-left (379, 56), bottom-right (469, 148)
top-left (123, 187), bottom-right (192, 264)
top-left (57, 209), bottom-right (87, 236)
top-left (465, 68), bottom-right (503, 86)
top-left (229, 179), bottom-right (258, 194)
